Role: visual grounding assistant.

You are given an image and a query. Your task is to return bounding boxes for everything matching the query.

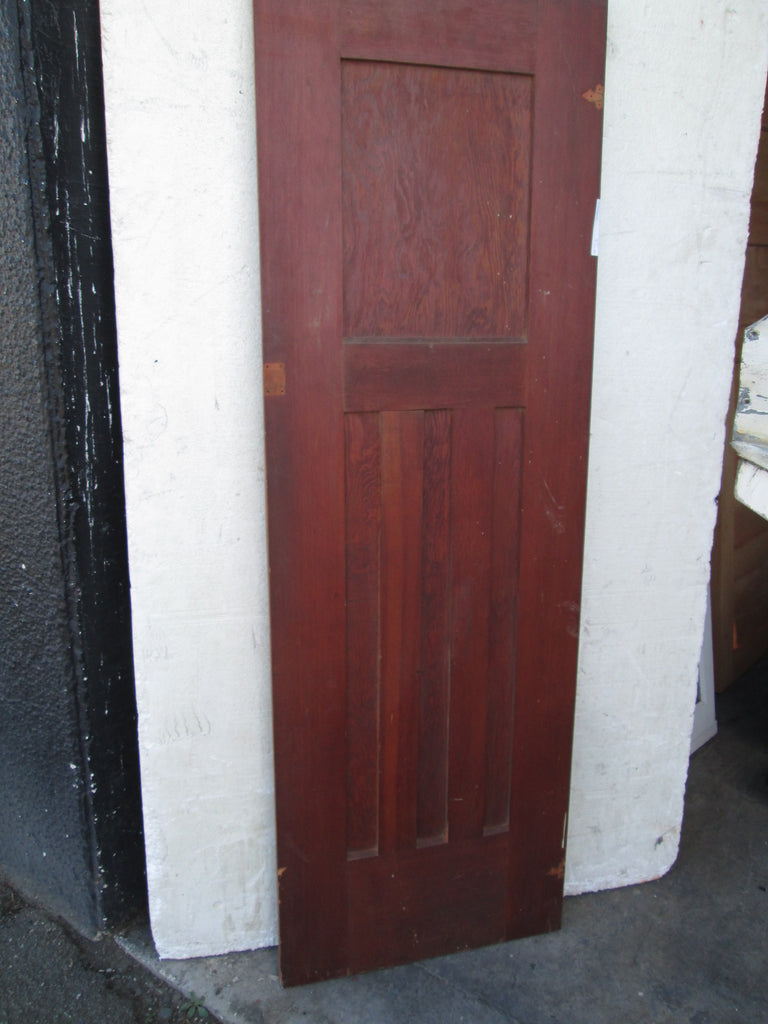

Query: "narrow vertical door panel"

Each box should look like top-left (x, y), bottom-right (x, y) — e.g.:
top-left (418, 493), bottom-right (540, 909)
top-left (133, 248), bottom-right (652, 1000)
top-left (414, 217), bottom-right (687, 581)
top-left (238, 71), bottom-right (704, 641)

top-left (416, 409), bottom-right (453, 847)
top-left (253, 0), bottom-right (606, 985)
top-left (344, 411), bottom-right (381, 859)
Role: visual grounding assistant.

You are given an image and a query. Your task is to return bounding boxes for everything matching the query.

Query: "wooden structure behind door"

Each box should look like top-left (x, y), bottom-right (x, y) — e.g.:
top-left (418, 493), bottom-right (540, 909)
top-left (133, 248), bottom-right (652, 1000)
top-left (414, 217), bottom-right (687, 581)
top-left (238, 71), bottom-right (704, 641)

top-left (254, 0), bottom-right (606, 985)
top-left (712, 75), bottom-right (768, 691)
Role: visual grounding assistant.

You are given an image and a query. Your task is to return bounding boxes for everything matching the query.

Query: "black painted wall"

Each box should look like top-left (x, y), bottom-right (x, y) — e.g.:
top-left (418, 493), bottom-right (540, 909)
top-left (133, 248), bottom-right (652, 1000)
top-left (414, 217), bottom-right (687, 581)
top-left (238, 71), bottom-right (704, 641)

top-left (0, 0), bottom-right (145, 934)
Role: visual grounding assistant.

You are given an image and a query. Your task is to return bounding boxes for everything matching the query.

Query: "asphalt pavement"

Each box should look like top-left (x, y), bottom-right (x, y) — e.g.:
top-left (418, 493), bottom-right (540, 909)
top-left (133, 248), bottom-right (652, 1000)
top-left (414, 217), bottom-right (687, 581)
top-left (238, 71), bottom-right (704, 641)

top-left (0, 879), bottom-right (222, 1024)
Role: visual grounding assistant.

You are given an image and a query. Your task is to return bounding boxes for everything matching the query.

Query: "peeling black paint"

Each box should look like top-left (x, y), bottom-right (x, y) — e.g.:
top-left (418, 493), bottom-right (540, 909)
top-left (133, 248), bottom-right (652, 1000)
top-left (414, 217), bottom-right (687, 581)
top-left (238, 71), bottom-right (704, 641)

top-left (1, 0), bottom-right (145, 933)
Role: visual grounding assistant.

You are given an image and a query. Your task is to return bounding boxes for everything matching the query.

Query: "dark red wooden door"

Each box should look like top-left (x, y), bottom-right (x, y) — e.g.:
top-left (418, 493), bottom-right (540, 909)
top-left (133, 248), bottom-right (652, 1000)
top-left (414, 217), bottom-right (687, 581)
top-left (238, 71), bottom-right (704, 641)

top-left (253, 0), bottom-right (606, 986)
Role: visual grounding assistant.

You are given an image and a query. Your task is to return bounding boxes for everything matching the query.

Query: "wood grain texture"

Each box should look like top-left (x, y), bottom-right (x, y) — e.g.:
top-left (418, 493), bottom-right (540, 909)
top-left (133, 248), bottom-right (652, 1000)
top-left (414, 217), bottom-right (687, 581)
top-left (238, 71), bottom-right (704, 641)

top-left (484, 408), bottom-right (524, 834)
top-left (255, 0), bottom-right (606, 984)
top-left (342, 61), bottom-right (532, 340)
top-left (447, 407), bottom-right (495, 841)
top-left (416, 410), bottom-right (453, 846)
top-left (344, 341), bottom-right (527, 411)
top-left (343, 409), bottom-right (526, 854)
top-left (253, 0), bottom-right (350, 984)
top-left (341, 0), bottom-right (537, 73)
top-left (347, 836), bottom-right (508, 974)
top-left (507, 0), bottom-right (606, 938)
top-left (345, 413), bottom-right (381, 858)
top-left (379, 411), bottom-right (424, 854)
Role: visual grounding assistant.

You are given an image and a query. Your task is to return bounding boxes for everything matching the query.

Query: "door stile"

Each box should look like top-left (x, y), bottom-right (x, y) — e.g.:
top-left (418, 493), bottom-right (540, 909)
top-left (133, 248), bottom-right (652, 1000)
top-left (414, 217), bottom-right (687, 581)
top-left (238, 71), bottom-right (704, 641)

top-left (254, 0), bottom-right (350, 984)
top-left (507, 0), bottom-right (606, 937)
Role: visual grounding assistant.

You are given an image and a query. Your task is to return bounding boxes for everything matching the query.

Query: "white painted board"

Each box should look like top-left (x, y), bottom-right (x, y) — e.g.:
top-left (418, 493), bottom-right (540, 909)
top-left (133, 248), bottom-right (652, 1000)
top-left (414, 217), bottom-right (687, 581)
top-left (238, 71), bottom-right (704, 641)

top-left (733, 315), bottom-right (768, 473)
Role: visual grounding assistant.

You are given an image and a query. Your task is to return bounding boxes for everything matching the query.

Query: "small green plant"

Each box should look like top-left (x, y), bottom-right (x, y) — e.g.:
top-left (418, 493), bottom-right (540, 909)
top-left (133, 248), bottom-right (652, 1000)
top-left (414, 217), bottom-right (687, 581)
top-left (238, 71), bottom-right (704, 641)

top-left (179, 992), bottom-right (210, 1020)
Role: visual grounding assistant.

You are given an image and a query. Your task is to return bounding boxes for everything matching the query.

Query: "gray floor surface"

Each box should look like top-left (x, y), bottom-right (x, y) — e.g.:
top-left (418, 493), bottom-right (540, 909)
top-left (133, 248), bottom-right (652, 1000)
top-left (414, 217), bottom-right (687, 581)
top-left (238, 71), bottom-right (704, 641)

top-left (119, 666), bottom-right (768, 1024)
top-left (2, 669), bottom-right (766, 1024)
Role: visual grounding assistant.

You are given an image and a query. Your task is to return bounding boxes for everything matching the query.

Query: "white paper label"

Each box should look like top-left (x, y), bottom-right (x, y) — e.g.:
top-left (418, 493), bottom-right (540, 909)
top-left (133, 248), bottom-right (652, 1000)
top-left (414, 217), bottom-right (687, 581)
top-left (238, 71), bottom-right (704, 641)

top-left (591, 198), bottom-right (600, 257)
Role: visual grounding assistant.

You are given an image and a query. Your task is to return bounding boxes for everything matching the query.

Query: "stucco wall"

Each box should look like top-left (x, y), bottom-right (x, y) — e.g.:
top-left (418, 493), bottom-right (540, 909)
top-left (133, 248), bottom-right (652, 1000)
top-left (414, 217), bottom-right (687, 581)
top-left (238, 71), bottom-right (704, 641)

top-left (101, 0), bottom-right (768, 957)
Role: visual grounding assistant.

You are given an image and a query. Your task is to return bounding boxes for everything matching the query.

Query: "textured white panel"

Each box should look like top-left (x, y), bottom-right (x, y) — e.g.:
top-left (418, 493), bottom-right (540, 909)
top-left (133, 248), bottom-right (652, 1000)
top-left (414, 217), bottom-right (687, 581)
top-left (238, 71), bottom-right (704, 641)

top-left (733, 315), bottom-right (768, 471)
top-left (100, 0), bottom-right (277, 956)
top-left (735, 459), bottom-right (768, 521)
top-left (567, 0), bottom-right (768, 894)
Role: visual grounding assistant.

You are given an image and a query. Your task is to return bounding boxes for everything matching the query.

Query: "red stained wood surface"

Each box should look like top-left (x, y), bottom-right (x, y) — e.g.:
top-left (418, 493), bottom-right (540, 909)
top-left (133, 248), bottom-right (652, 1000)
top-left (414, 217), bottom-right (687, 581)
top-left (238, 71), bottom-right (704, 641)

top-left (343, 341), bottom-right (527, 411)
top-left (447, 407), bottom-right (495, 841)
top-left (485, 409), bottom-right (525, 834)
top-left (340, 0), bottom-right (538, 73)
top-left (254, 0), bottom-right (606, 985)
top-left (416, 409), bottom-right (452, 846)
top-left (378, 410), bottom-right (424, 854)
top-left (344, 412), bottom-right (381, 859)
top-left (342, 61), bottom-right (531, 339)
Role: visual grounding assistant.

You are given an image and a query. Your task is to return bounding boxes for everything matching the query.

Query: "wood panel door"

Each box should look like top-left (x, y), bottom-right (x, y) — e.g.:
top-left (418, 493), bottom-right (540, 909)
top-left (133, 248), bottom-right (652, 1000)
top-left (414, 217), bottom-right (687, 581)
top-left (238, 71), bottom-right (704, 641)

top-left (253, 0), bottom-right (606, 986)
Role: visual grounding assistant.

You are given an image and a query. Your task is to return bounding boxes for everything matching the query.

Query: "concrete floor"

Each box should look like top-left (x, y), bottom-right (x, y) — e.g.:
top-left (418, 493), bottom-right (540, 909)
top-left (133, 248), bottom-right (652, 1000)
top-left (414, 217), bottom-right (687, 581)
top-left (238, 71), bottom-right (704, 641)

top-left (121, 665), bottom-right (768, 1024)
